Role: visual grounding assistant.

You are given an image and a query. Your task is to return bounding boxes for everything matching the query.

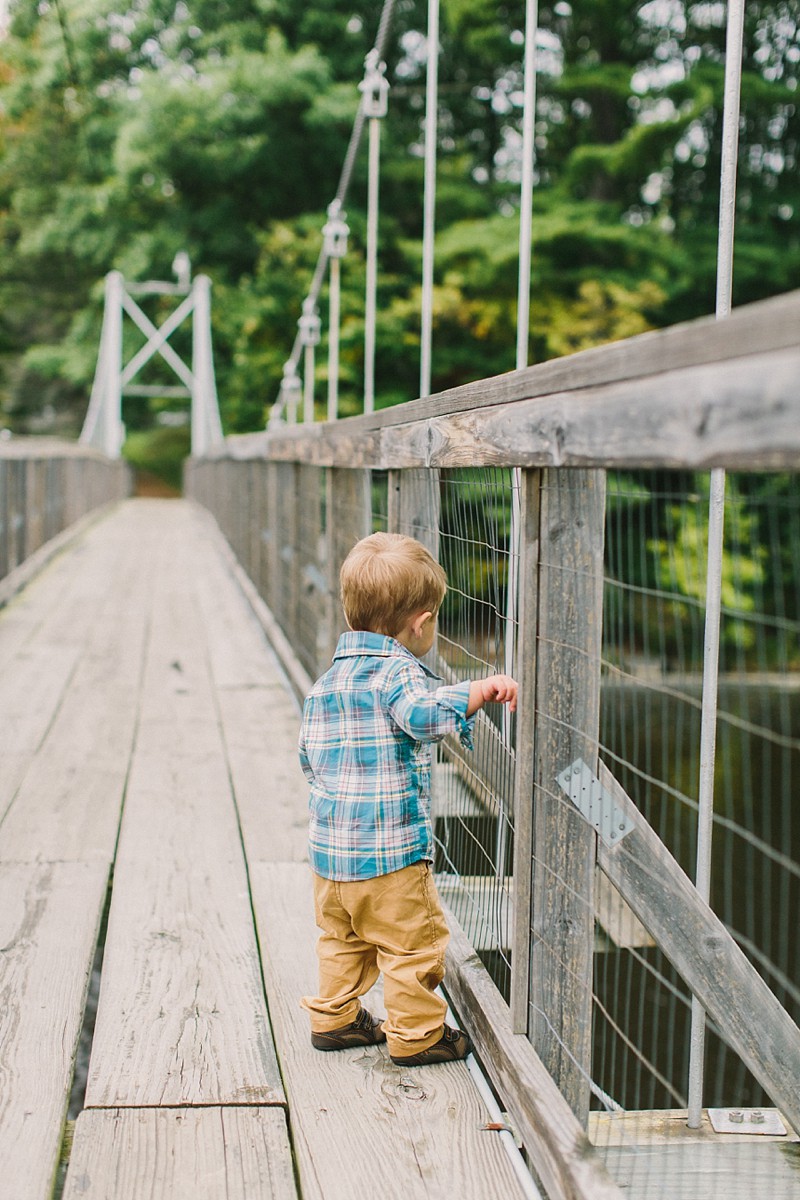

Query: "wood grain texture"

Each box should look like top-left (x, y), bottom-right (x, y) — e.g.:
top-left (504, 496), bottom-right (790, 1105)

top-left (62, 1108), bottom-right (298, 1200)
top-left (0, 645), bottom-right (79, 827)
top-left (442, 911), bottom-right (625, 1200)
top-left (0, 862), bottom-right (109, 1200)
top-left (596, 1141), bottom-right (800, 1200)
top-left (323, 468), bottom-right (371, 669)
top-left (203, 290), bottom-right (800, 469)
top-left (250, 861), bottom-right (531, 1200)
top-left (509, 469), bottom-right (540, 1032)
top-left (529, 469), bottom-right (606, 1125)
top-left (590, 1108), bottom-right (799, 1147)
top-left (85, 851), bottom-right (284, 1108)
top-left (192, 510), bottom-right (309, 863)
top-left (380, 347), bottom-right (800, 470)
top-left (597, 762), bottom-right (800, 1137)
top-left (84, 503), bottom-right (284, 1109)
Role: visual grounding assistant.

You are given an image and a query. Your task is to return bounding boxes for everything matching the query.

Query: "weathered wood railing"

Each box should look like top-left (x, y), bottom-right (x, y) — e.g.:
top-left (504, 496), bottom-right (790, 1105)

top-left (186, 289), bottom-right (800, 1200)
top-left (0, 438), bottom-right (131, 601)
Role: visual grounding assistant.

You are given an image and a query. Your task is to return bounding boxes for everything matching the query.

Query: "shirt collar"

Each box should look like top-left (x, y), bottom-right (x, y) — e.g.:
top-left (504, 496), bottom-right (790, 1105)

top-left (333, 630), bottom-right (440, 678)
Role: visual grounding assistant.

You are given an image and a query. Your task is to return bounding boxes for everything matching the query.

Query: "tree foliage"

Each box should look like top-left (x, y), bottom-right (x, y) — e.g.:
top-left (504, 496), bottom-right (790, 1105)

top-left (0, 0), bottom-right (797, 438)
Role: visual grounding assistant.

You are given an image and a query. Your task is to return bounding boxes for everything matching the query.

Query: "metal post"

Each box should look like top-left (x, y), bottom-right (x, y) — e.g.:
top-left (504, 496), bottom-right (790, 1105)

top-left (516, 0), bottom-right (539, 375)
top-left (103, 271), bottom-right (124, 457)
top-left (420, 0), bottom-right (440, 400)
top-left (687, 0), bottom-right (745, 1129)
top-left (360, 52), bottom-right (389, 414)
top-left (191, 274), bottom-right (223, 455)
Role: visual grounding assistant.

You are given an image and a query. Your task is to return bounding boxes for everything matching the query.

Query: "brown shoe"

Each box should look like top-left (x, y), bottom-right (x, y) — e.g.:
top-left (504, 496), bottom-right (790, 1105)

top-left (310, 1007), bottom-right (386, 1052)
top-left (390, 1024), bottom-right (472, 1066)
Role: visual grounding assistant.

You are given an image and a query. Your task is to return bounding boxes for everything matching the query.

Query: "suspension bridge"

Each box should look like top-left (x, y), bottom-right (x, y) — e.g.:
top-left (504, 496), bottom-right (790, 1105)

top-left (2, 1), bottom-right (800, 1198)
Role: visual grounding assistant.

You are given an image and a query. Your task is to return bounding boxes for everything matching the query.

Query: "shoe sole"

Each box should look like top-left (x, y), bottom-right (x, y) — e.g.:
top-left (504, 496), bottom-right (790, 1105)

top-left (311, 1032), bottom-right (386, 1051)
top-left (390, 1033), bottom-right (472, 1066)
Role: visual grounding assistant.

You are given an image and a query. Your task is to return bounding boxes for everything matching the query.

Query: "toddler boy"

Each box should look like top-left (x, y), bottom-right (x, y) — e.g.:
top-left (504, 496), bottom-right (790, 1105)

top-left (299, 532), bottom-right (518, 1066)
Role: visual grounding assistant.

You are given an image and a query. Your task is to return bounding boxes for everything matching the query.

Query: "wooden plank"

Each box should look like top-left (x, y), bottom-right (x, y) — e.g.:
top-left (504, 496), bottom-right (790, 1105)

top-left (0, 518), bottom-right (150, 860)
top-left (258, 344), bottom-right (800, 470)
top-left (0, 644), bottom-right (79, 828)
top-left (250, 861), bottom-right (532, 1200)
top-left (436, 871), bottom-right (653, 955)
top-left (214, 686), bottom-right (310, 862)
top-left (510, 468), bottom-right (540, 1031)
top-left (590, 1108), bottom-right (799, 1147)
top-left (256, 288), bottom-right (800, 444)
top-left (529, 468), bottom-right (606, 1126)
top-left (62, 1108), bottom-right (298, 1200)
top-left (85, 845), bottom-right (286, 1113)
top-left (191, 507), bottom-right (310, 863)
top-left (380, 346), bottom-right (800, 470)
top-left (295, 463), bottom-right (325, 679)
top-left (322, 467), bottom-right (371, 668)
top-left (595, 1141), bottom-right (800, 1200)
top-left (0, 505), bottom-right (112, 612)
top-left (198, 498), bottom-right (314, 705)
top-left (388, 467), bottom-right (440, 550)
top-left (208, 290), bottom-right (800, 470)
top-left (597, 762), bottom-right (800, 1137)
top-left (85, 504), bottom-right (284, 1109)
top-left (442, 909), bottom-right (625, 1200)
top-left (0, 861), bottom-right (109, 1200)
top-left (0, 501), bottom-right (186, 860)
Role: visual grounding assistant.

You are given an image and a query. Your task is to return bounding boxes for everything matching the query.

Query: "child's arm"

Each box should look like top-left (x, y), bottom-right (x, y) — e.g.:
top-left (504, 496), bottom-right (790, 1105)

top-left (466, 674), bottom-right (518, 718)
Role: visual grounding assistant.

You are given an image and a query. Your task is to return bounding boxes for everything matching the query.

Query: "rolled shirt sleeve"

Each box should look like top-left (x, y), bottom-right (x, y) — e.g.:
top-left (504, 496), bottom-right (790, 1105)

top-left (385, 665), bottom-right (475, 749)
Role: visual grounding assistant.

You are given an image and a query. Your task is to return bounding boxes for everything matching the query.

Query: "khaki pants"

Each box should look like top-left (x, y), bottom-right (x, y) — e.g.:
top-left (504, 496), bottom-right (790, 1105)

top-left (302, 861), bottom-right (449, 1058)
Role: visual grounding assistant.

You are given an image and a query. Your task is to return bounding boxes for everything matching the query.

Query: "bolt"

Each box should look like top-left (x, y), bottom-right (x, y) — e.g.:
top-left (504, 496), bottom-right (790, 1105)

top-left (751, 1111), bottom-right (764, 1124)
top-left (729, 1110), bottom-right (743, 1123)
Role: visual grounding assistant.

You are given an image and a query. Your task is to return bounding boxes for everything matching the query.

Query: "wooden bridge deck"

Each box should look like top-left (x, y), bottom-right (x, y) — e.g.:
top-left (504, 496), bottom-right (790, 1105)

top-left (0, 499), bottom-right (530, 1200)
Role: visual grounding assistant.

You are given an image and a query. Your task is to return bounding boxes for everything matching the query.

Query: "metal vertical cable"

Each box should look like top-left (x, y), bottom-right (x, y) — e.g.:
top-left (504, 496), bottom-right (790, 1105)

top-left (327, 257), bottom-right (341, 421)
top-left (268, 0), bottom-right (398, 424)
top-left (299, 299), bottom-right (321, 424)
top-left (361, 53), bottom-right (389, 415)
top-left (687, 0), bottom-right (745, 1129)
top-left (516, 0), bottom-right (539, 376)
top-left (420, 0), bottom-right (440, 400)
top-left (323, 203), bottom-right (349, 423)
top-left (499, 0), bottom-right (539, 878)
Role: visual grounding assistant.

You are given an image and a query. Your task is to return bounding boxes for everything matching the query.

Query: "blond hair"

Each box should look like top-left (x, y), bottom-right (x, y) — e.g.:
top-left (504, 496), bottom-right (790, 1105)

top-left (340, 533), bottom-right (447, 636)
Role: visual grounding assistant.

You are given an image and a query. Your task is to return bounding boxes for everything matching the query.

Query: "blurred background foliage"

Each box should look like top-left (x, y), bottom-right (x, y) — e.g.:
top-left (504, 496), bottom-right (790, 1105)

top-left (0, 0), bottom-right (797, 662)
top-left (0, 0), bottom-right (797, 463)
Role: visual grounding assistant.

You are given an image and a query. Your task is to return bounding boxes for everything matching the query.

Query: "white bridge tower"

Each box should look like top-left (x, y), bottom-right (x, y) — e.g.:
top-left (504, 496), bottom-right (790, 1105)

top-left (80, 254), bottom-right (223, 457)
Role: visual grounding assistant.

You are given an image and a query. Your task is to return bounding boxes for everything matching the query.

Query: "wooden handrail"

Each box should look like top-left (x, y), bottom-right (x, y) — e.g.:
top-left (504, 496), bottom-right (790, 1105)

top-left (198, 288), bottom-right (800, 471)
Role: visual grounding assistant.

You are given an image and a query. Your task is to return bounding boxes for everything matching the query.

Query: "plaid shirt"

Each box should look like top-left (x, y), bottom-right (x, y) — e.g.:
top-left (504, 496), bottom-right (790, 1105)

top-left (299, 631), bottom-right (474, 881)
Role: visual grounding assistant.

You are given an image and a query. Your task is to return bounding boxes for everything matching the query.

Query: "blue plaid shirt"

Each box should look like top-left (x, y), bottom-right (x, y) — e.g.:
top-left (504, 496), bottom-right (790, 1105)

top-left (299, 631), bottom-right (475, 881)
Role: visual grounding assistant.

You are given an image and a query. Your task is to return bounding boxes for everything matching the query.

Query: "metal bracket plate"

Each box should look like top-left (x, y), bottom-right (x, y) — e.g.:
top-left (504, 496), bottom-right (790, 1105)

top-left (556, 759), bottom-right (635, 848)
top-left (707, 1108), bottom-right (787, 1135)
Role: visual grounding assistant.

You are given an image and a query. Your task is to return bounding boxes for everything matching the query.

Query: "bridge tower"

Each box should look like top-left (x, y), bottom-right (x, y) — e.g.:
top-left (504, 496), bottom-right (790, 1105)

top-left (79, 254), bottom-right (223, 458)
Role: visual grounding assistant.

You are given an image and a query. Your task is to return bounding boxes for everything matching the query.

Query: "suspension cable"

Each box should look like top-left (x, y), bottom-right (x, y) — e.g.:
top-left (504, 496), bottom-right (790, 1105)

top-left (270, 0), bottom-right (399, 423)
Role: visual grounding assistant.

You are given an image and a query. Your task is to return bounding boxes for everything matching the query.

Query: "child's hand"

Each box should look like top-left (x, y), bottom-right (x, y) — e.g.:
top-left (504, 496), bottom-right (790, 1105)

top-left (467, 674), bottom-right (518, 716)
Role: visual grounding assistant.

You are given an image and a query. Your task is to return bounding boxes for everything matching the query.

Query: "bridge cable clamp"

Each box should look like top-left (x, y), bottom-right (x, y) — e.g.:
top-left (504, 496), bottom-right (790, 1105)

top-left (323, 201), bottom-right (349, 259)
top-left (298, 298), bottom-right (322, 347)
top-left (360, 50), bottom-right (389, 119)
top-left (556, 759), bottom-right (635, 849)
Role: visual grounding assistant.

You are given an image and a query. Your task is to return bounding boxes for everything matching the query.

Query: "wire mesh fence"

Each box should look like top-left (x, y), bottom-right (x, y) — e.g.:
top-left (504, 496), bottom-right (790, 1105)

top-left (186, 454), bottom-right (800, 1196)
